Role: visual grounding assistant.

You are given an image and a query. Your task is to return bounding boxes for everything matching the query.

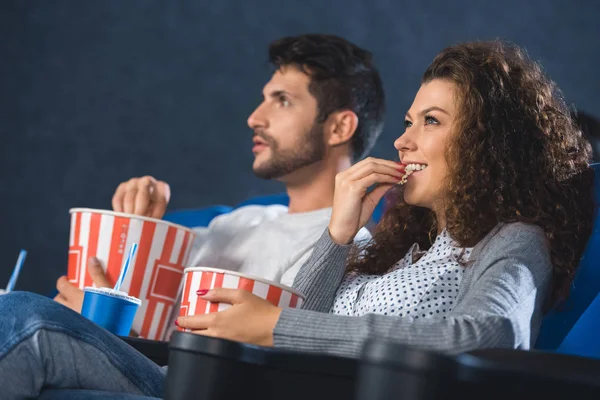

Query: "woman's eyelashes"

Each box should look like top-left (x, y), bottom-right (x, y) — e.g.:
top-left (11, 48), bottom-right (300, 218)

top-left (403, 115), bottom-right (439, 129)
top-left (424, 115), bottom-right (439, 125)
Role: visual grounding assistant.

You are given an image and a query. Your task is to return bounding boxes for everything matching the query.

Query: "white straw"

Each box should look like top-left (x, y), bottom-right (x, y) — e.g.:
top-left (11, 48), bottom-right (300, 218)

top-left (114, 243), bottom-right (137, 292)
top-left (6, 249), bottom-right (27, 293)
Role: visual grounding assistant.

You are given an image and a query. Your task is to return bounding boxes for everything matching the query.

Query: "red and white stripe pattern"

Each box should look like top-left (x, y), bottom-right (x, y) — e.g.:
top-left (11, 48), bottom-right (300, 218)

top-left (178, 267), bottom-right (304, 332)
top-left (68, 209), bottom-right (196, 340)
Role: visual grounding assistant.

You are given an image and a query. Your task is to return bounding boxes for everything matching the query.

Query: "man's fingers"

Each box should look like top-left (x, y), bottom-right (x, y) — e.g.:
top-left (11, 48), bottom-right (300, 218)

top-left (87, 257), bottom-right (111, 287)
top-left (122, 186), bottom-right (138, 214)
top-left (156, 181), bottom-right (171, 203)
top-left (112, 183), bottom-right (126, 212)
top-left (111, 177), bottom-right (168, 218)
top-left (54, 293), bottom-right (81, 313)
top-left (88, 257), bottom-right (111, 287)
top-left (55, 276), bottom-right (84, 312)
top-left (133, 178), bottom-right (154, 216)
top-left (149, 181), bottom-right (170, 219)
top-left (54, 294), bottom-right (68, 306)
top-left (56, 276), bottom-right (81, 299)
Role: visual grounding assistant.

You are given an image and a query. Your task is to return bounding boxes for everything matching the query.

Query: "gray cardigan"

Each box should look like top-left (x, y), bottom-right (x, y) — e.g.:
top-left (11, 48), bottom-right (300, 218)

top-left (273, 222), bottom-right (552, 358)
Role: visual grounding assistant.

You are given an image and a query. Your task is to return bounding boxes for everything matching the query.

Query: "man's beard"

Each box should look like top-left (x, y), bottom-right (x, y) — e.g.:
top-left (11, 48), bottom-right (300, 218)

top-left (253, 122), bottom-right (326, 180)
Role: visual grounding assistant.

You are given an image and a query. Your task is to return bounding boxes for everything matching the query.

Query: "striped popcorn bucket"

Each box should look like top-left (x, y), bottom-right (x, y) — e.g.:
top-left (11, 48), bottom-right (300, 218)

top-left (68, 208), bottom-right (196, 341)
top-left (178, 267), bottom-right (305, 330)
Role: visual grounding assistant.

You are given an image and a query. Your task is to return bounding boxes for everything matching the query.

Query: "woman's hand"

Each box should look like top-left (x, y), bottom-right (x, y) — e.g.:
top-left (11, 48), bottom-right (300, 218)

top-left (176, 289), bottom-right (282, 347)
top-left (329, 157), bottom-right (403, 245)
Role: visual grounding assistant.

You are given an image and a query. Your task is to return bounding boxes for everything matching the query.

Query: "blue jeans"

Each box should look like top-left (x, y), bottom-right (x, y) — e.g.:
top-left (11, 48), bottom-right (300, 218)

top-left (0, 292), bottom-right (165, 399)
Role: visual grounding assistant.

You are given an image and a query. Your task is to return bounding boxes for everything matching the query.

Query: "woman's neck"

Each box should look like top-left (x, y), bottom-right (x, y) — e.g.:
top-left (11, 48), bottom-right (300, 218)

top-left (433, 204), bottom-right (446, 234)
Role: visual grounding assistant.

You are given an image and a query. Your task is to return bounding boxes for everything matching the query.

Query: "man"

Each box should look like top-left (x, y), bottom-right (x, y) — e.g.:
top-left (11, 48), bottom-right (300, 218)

top-left (53, 34), bottom-right (385, 332)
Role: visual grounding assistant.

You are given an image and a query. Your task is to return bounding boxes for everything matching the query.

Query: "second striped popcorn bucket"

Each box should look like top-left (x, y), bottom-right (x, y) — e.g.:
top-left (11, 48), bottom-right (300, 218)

top-left (177, 267), bottom-right (305, 331)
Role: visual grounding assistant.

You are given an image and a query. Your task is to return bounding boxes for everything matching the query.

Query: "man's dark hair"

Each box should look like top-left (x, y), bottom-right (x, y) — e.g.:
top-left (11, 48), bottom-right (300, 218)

top-left (268, 34), bottom-right (385, 161)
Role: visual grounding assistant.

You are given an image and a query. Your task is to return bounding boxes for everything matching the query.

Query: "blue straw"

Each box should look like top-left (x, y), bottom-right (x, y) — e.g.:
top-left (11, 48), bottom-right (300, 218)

top-left (6, 249), bottom-right (27, 293)
top-left (114, 243), bottom-right (138, 292)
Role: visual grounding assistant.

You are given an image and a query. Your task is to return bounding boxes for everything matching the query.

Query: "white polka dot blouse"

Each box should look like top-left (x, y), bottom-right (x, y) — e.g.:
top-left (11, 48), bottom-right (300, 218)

top-left (332, 229), bottom-right (473, 320)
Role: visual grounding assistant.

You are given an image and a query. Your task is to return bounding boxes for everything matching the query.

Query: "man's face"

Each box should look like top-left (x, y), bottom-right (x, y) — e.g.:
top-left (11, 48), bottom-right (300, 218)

top-left (247, 66), bottom-right (326, 181)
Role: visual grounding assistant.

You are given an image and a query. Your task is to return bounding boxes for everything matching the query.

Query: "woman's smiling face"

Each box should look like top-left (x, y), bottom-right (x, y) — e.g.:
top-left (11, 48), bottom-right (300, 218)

top-left (395, 79), bottom-right (458, 213)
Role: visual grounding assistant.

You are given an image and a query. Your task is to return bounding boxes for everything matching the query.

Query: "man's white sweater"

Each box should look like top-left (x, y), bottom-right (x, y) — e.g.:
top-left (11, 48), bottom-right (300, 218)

top-left (188, 205), bottom-right (371, 287)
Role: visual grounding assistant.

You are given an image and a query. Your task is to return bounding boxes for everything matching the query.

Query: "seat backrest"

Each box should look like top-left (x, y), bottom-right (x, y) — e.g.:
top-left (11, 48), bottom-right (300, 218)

top-left (162, 205), bottom-right (233, 228)
top-left (535, 163), bottom-right (600, 350)
top-left (162, 193), bottom-right (290, 229)
top-left (556, 292), bottom-right (600, 358)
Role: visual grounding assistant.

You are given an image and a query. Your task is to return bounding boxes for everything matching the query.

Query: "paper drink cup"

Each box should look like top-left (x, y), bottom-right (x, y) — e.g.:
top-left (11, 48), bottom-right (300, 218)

top-left (68, 208), bottom-right (196, 341)
top-left (81, 287), bottom-right (141, 336)
top-left (177, 267), bottom-right (305, 331)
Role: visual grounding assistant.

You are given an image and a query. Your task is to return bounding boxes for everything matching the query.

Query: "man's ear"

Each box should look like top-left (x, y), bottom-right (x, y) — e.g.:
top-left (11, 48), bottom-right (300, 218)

top-left (324, 110), bottom-right (359, 147)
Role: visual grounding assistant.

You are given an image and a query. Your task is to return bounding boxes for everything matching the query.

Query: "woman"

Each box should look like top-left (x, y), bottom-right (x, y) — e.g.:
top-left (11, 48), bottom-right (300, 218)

top-left (0, 41), bottom-right (592, 398)
top-left (177, 40), bottom-right (593, 357)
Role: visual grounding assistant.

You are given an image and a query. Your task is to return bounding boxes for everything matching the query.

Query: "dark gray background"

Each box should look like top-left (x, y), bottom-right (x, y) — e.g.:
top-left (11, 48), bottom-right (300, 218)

top-left (1, 0), bottom-right (599, 295)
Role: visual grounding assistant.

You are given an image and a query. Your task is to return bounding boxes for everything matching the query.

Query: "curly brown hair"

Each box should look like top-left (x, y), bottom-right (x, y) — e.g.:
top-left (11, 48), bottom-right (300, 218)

top-left (347, 41), bottom-right (594, 307)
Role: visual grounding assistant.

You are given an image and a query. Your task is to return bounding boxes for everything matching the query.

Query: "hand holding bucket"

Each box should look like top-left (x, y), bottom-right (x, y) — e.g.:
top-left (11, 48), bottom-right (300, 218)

top-left (177, 267), bottom-right (305, 330)
top-left (68, 208), bottom-right (196, 340)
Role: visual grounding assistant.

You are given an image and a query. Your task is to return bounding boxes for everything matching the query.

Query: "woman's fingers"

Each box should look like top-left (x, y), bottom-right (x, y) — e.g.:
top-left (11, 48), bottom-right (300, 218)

top-left (342, 172), bottom-right (401, 195)
top-left (177, 313), bottom-right (215, 330)
top-left (342, 158), bottom-right (404, 182)
top-left (364, 183), bottom-right (395, 210)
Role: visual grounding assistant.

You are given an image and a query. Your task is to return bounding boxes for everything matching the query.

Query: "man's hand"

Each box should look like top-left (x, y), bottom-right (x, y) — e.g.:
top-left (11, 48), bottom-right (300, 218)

top-left (112, 176), bottom-right (171, 219)
top-left (54, 257), bottom-right (112, 313)
top-left (176, 288), bottom-right (282, 347)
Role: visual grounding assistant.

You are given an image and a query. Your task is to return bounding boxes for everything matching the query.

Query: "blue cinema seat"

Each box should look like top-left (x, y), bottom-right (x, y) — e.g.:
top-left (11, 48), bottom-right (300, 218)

top-left (555, 292), bottom-right (600, 358)
top-left (162, 193), bottom-right (290, 228)
top-left (535, 163), bottom-right (600, 356)
top-left (162, 205), bottom-right (233, 228)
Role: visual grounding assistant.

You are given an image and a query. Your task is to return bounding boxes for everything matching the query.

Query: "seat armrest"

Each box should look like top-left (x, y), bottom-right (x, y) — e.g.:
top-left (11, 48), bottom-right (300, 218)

top-left (357, 339), bottom-right (600, 399)
top-left (165, 332), bottom-right (357, 400)
top-left (459, 348), bottom-right (600, 385)
top-left (119, 336), bottom-right (169, 366)
top-left (456, 348), bottom-right (600, 398)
